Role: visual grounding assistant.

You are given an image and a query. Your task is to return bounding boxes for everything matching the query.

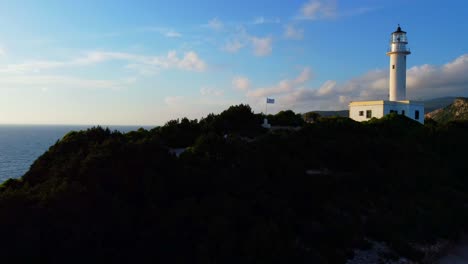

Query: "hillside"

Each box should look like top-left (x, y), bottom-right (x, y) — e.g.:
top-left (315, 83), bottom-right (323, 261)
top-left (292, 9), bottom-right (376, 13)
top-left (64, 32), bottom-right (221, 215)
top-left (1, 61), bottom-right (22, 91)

top-left (306, 110), bottom-right (349, 117)
top-left (0, 105), bottom-right (468, 263)
top-left (426, 97), bottom-right (468, 123)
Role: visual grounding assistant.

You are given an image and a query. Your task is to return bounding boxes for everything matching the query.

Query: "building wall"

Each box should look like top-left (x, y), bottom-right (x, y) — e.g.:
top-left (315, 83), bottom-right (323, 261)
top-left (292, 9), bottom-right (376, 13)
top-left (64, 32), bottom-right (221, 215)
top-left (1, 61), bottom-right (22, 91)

top-left (389, 54), bottom-right (407, 101)
top-left (408, 104), bottom-right (425, 124)
top-left (383, 102), bottom-right (424, 124)
top-left (383, 102), bottom-right (409, 115)
top-left (349, 101), bottom-right (425, 124)
top-left (349, 103), bottom-right (385, 122)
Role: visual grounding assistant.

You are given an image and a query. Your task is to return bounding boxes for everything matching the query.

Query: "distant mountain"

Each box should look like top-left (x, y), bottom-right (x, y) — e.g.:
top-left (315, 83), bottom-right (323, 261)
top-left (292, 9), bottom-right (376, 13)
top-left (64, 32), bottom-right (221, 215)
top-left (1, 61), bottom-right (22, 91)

top-left (426, 97), bottom-right (468, 123)
top-left (306, 110), bottom-right (349, 117)
top-left (304, 97), bottom-right (458, 118)
top-left (423, 96), bottom-right (458, 113)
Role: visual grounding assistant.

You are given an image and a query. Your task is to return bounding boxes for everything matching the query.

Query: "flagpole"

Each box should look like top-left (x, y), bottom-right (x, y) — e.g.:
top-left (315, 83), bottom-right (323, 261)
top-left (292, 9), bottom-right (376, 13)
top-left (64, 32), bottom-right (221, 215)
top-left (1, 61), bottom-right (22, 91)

top-left (265, 98), bottom-right (268, 116)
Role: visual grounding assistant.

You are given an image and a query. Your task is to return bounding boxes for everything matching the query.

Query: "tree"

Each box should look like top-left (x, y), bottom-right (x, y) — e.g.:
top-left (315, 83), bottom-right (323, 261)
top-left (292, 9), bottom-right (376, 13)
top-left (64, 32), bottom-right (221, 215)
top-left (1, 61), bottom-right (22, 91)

top-left (269, 110), bottom-right (304, 126)
top-left (304, 112), bottom-right (321, 123)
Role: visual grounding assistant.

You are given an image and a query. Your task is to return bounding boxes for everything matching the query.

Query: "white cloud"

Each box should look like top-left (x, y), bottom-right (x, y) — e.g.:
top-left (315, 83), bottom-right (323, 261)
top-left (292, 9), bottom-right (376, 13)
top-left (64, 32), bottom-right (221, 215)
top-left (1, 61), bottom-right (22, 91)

top-left (221, 27), bottom-right (249, 54)
top-left (164, 96), bottom-right (185, 107)
top-left (294, 67), bottom-right (313, 84)
top-left (341, 7), bottom-right (377, 17)
top-left (200, 87), bottom-right (224, 97)
top-left (0, 60), bottom-right (65, 74)
top-left (253, 17), bottom-right (266, 25)
top-left (232, 76), bottom-right (251, 91)
top-left (0, 47), bottom-right (4, 56)
top-left (251, 36), bottom-right (273, 57)
top-left (281, 83), bottom-right (333, 103)
top-left (275, 70), bottom-right (386, 111)
top-left (246, 67), bottom-right (311, 98)
top-left (131, 50), bottom-right (206, 72)
top-left (219, 27), bottom-right (274, 57)
top-left (125, 63), bottom-right (160, 75)
top-left (165, 30), bottom-right (182, 38)
top-left (284, 24), bottom-right (304, 40)
top-left (252, 17), bottom-right (281, 25)
top-left (251, 54), bottom-right (468, 112)
top-left (175, 51), bottom-right (206, 71)
top-left (0, 74), bottom-right (126, 90)
top-left (223, 39), bottom-right (245, 53)
top-left (74, 51), bottom-right (141, 65)
top-left (0, 50), bottom-right (207, 74)
top-left (139, 27), bottom-right (182, 38)
top-left (406, 54), bottom-right (468, 98)
top-left (247, 79), bottom-right (293, 98)
top-left (207, 18), bottom-right (224, 31)
top-left (297, 1), bottom-right (376, 21)
top-left (298, 0), bottom-right (337, 20)
top-left (0, 52), bottom-right (141, 74)
top-left (316, 80), bottom-right (336, 96)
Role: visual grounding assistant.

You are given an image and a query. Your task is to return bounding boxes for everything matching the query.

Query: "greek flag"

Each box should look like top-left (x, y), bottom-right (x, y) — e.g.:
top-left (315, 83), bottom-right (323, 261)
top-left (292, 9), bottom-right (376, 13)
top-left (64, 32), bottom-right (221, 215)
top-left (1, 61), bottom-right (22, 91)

top-left (266, 98), bottom-right (275, 104)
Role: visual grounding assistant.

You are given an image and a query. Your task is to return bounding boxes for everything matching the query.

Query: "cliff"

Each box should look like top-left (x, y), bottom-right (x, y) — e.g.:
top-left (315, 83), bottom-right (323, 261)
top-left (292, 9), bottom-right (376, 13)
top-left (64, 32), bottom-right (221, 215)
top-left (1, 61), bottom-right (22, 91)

top-left (426, 97), bottom-right (468, 123)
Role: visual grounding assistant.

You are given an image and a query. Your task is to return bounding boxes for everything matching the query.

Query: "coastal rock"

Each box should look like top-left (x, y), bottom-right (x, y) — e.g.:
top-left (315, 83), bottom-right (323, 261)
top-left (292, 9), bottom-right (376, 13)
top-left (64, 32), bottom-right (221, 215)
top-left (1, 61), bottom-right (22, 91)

top-left (425, 97), bottom-right (468, 123)
top-left (346, 240), bottom-right (416, 264)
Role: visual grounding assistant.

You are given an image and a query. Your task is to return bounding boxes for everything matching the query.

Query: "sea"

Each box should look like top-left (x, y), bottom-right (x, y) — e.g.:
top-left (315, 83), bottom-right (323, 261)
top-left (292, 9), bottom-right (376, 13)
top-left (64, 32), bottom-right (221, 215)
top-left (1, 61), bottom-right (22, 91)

top-left (0, 125), bottom-right (154, 183)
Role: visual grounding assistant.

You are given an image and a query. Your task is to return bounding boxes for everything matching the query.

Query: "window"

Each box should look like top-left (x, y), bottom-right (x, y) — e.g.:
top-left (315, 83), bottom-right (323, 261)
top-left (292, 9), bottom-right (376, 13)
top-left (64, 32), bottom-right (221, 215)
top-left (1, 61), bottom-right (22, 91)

top-left (415, 110), bottom-right (420, 120)
top-left (359, 111), bottom-right (364, 116)
top-left (401, 110), bottom-right (405, 115)
top-left (366, 110), bottom-right (372, 118)
top-left (392, 65), bottom-right (395, 69)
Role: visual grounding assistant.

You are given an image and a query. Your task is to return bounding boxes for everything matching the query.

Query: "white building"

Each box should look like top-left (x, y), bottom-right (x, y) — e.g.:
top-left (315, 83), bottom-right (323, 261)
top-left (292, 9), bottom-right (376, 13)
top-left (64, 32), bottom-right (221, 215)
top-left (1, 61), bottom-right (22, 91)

top-left (349, 26), bottom-right (424, 124)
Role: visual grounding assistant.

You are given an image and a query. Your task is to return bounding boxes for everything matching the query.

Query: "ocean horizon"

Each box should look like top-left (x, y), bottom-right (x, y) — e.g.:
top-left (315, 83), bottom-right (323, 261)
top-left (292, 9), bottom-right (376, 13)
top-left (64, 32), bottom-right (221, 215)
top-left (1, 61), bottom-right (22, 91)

top-left (0, 124), bottom-right (155, 183)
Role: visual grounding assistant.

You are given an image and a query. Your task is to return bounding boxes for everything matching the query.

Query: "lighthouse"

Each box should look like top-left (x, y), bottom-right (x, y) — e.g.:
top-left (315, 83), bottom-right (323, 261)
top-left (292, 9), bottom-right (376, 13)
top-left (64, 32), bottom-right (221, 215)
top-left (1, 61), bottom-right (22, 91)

top-left (348, 25), bottom-right (424, 124)
top-left (387, 25), bottom-right (410, 101)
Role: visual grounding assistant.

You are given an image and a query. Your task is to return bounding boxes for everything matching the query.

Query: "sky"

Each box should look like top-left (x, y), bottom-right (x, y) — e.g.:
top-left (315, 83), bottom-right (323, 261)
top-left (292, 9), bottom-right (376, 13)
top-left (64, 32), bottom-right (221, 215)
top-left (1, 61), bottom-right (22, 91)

top-left (0, 0), bottom-right (467, 125)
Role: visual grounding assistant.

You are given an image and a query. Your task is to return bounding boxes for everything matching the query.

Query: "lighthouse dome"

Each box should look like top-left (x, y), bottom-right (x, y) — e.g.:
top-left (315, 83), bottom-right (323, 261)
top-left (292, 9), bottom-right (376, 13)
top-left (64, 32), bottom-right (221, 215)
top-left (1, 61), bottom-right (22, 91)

top-left (392, 25), bottom-right (407, 34)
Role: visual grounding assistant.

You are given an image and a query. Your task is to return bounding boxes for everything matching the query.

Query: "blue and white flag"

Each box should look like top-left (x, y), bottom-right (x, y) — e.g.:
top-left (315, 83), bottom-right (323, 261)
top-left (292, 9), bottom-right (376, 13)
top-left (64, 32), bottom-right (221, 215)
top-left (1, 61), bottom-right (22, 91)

top-left (266, 98), bottom-right (275, 104)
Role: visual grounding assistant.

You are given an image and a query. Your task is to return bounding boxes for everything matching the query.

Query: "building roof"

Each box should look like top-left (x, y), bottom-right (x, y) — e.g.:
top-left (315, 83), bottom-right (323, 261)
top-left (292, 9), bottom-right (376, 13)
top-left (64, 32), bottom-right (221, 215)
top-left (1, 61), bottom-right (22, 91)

top-left (349, 100), bottom-right (424, 107)
top-left (392, 25), bottom-right (406, 34)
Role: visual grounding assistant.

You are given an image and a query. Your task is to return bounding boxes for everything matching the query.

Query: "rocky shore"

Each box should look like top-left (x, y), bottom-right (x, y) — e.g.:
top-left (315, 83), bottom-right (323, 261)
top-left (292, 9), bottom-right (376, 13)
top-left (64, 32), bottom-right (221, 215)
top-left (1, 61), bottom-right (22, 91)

top-left (346, 239), bottom-right (464, 264)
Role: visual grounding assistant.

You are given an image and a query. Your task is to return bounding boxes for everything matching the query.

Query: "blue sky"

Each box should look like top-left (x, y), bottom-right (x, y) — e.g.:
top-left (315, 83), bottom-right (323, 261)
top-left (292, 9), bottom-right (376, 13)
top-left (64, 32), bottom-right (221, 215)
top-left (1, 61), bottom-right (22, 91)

top-left (0, 0), bottom-right (467, 125)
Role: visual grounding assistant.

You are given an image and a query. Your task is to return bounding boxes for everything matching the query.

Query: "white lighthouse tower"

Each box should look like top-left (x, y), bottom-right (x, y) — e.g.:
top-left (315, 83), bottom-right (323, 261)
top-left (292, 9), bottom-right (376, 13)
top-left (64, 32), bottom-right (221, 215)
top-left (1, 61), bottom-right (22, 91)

top-left (387, 25), bottom-right (410, 101)
top-left (349, 25), bottom-right (424, 124)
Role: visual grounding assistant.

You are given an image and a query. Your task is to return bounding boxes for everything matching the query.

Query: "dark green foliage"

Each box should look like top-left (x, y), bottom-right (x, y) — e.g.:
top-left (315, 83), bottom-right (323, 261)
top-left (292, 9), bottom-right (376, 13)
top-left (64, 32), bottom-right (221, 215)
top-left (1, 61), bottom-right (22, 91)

top-left (303, 111), bottom-right (321, 123)
top-left (268, 110), bottom-right (305, 126)
top-left (0, 107), bottom-right (468, 263)
top-left (304, 110), bottom-right (349, 118)
top-left (158, 117), bottom-right (201, 147)
top-left (200, 104), bottom-right (265, 137)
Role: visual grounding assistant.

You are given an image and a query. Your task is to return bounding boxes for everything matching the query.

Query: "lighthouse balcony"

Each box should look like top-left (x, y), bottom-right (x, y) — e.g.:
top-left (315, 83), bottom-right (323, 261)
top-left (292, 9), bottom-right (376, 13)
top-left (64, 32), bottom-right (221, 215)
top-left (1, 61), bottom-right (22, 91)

top-left (387, 47), bottom-right (410, 53)
top-left (386, 47), bottom-right (411, 55)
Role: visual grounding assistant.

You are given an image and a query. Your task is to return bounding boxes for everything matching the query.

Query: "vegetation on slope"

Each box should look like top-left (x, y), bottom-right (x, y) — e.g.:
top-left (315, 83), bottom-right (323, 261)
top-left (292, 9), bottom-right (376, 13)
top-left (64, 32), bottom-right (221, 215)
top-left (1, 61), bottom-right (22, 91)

top-left (426, 97), bottom-right (468, 123)
top-left (1, 105), bottom-right (468, 263)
